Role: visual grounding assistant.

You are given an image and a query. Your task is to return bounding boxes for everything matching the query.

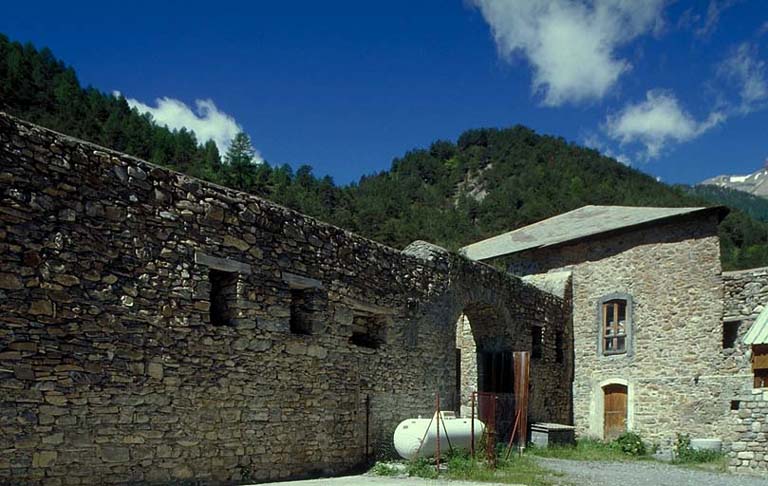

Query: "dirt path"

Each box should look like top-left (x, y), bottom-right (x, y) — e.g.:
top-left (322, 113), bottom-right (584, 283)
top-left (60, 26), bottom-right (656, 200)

top-left (537, 457), bottom-right (768, 486)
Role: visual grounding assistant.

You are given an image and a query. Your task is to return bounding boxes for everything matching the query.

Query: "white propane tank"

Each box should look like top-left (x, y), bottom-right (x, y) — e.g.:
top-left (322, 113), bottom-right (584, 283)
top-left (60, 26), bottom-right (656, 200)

top-left (393, 411), bottom-right (485, 460)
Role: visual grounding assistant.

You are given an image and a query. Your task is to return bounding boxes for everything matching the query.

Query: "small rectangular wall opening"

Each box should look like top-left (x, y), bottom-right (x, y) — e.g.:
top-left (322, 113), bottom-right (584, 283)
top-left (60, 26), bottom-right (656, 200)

top-left (210, 269), bottom-right (238, 326)
top-left (730, 400), bottom-right (741, 411)
top-left (532, 326), bottom-right (543, 359)
top-left (555, 331), bottom-right (564, 363)
top-left (349, 314), bottom-right (386, 349)
top-left (723, 321), bottom-right (740, 349)
top-left (289, 289), bottom-right (313, 335)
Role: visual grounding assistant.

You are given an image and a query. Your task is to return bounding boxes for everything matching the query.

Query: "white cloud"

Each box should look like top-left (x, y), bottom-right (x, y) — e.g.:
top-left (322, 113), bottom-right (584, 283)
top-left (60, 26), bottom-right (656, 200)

top-left (604, 90), bottom-right (725, 159)
top-left (717, 43), bottom-right (768, 115)
top-left (471, 0), bottom-right (666, 106)
top-left (120, 95), bottom-right (261, 161)
top-left (695, 0), bottom-right (739, 37)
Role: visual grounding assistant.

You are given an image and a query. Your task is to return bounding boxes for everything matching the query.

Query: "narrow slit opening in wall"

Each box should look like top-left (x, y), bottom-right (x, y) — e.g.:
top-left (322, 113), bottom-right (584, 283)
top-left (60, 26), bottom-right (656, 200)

top-left (289, 289), bottom-right (313, 335)
top-left (350, 313), bottom-right (386, 349)
top-left (210, 269), bottom-right (238, 326)
top-left (532, 326), bottom-right (543, 359)
top-left (555, 331), bottom-right (564, 363)
top-left (723, 321), bottom-right (740, 349)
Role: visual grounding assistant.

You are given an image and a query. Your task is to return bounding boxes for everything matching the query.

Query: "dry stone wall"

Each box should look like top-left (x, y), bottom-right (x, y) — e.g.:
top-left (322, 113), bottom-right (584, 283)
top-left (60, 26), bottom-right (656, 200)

top-left (499, 217), bottom-right (748, 447)
top-left (0, 113), bottom-right (571, 485)
top-left (729, 396), bottom-right (768, 474)
top-left (723, 267), bottom-right (768, 474)
top-left (723, 266), bottom-right (768, 366)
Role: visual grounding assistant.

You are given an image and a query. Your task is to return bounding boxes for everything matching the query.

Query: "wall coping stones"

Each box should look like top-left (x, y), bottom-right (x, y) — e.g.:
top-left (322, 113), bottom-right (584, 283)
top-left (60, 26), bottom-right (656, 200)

top-left (194, 251), bottom-right (253, 274)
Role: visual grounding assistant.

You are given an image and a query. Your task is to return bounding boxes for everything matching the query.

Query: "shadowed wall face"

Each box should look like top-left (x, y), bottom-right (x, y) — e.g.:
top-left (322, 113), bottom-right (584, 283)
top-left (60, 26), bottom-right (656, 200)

top-left (0, 114), bottom-right (571, 485)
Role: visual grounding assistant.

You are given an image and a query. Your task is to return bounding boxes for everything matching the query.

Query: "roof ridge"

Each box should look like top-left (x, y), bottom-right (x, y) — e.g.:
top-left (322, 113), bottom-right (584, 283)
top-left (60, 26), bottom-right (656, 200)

top-left (461, 205), bottom-right (727, 261)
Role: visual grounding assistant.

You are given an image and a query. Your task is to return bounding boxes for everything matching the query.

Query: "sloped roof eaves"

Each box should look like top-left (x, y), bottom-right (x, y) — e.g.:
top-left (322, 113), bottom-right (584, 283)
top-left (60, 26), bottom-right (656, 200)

top-left (461, 206), bottom-right (728, 261)
top-left (744, 307), bottom-right (768, 345)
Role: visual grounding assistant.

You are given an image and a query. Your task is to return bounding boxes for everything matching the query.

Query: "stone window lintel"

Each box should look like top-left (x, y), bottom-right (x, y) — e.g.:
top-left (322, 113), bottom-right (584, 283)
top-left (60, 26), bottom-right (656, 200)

top-left (195, 251), bottom-right (252, 275)
top-left (282, 271), bottom-right (323, 290)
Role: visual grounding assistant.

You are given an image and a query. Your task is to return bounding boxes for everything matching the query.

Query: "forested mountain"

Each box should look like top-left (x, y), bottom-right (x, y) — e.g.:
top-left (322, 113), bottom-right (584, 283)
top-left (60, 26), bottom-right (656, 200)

top-left (685, 185), bottom-right (768, 223)
top-left (3, 33), bottom-right (768, 270)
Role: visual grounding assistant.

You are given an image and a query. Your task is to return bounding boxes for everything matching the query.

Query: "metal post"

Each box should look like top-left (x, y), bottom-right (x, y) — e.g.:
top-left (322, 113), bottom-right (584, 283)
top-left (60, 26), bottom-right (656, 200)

top-left (435, 392), bottom-right (441, 475)
top-left (470, 391), bottom-right (475, 459)
top-left (486, 394), bottom-right (497, 468)
top-left (365, 395), bottom-right (370, 459)
top-left (513, 351), bottom-right (530, 453)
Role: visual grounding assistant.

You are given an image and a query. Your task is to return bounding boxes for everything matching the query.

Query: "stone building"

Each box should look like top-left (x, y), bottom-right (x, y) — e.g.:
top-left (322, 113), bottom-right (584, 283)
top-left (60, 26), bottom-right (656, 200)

top-left (721, 266), bottom-right (768, 473)
top-left (462, 205), bottom-right (762, 452)
top-left (4, 108), bottom-right (768, 483)
top-left (0, 112), bottom-right (572, 485)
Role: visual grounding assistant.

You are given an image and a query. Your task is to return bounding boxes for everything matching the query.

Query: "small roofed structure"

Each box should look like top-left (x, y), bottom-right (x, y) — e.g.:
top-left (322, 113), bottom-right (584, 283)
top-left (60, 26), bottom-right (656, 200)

top-left (744, 306), bottom-right (768, 389)
top-left (460, 205), bottom-right (729, 261)
top-left (744, 307), bottom-right (768, 346)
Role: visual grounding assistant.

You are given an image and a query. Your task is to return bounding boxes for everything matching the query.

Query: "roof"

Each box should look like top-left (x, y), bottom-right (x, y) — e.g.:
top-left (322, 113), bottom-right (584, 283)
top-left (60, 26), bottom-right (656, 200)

top-left (460, 205), bottom-right (728, 261)
top-left (744, 307), bottom-right (768, 345)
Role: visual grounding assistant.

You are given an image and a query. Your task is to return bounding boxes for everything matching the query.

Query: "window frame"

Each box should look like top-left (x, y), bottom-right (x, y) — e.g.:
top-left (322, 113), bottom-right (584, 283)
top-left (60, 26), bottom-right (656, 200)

top-left (596, 293), bottom-right (633, 357)
top-left (752, 344), bottom-right (768, 388)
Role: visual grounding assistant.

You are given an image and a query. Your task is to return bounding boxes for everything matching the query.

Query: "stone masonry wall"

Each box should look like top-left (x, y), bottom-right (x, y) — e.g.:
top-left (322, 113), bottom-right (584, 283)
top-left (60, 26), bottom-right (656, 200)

top-left (500, 216), bottom-right (748, 448)
top-left (729, 396), bottom-right (768, 474)
top-left (723, 267), bottom-right (768, 473)
top-left (723, 266), bottom-right (768, 369)
top-left (0, 113), bottom-right (571, 485)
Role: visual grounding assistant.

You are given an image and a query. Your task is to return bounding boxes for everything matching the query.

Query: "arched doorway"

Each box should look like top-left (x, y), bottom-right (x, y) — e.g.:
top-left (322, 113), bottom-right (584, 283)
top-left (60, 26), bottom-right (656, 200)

top-left (603, 383), bottom-right (628, 440)
top-left (454, 304), bottom-right (513, 416)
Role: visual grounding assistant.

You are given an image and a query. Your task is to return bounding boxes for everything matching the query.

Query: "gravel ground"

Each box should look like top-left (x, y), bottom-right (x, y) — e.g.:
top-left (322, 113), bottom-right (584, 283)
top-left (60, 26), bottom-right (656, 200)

top-left (248, 475), bottom-right (513, 485)
top-left (537, 458), bottom-right (768, 486)
top-left (253, 459), bottom-right (767, 486)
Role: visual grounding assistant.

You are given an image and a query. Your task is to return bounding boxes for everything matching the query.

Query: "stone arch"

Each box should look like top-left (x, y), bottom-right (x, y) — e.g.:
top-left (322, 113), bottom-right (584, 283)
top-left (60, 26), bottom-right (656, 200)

top-left (402, 239), bottom-right (569, 425)
top-left (453, 302), bottom-right (510, 415)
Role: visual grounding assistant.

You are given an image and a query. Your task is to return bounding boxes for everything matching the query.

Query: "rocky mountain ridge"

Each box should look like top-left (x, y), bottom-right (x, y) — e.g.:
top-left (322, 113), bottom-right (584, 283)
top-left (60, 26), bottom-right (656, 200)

top-left (702, 163), bottom-right (768, 197)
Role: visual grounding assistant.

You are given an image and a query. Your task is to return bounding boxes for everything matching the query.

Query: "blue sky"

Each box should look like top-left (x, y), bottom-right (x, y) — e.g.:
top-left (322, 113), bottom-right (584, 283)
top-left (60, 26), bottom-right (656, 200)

top-left (2, 1), bottom-right (767, 185)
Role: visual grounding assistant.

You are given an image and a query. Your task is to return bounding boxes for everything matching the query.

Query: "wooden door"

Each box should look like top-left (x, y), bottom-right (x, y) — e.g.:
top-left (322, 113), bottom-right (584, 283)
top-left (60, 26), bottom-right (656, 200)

top-left (603, 384), bottom-right (627, 440)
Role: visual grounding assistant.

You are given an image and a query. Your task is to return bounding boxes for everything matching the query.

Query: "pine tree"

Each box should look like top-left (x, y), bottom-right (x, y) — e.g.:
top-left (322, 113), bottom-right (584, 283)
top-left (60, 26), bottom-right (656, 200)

top-left (224, 132), bottom-right (256, 190)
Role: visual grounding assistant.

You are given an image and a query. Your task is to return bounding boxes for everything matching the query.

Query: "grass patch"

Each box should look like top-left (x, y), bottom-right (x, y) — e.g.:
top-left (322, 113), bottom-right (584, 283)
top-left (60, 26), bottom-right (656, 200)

top-left (673, 454), bottom-right (728, 473)
top-left (371, 450), bottom-right (562, 485)
top-left (405, 457), bottom-right (438, 479)
top-left (445, 450), bottom-right (561, 485)
top-left (671, 433), bottom-right (727, 472)
top-left (527, 438), bottom-right (643, 462)
top-left (370, 462), bottom-right (400, 476)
